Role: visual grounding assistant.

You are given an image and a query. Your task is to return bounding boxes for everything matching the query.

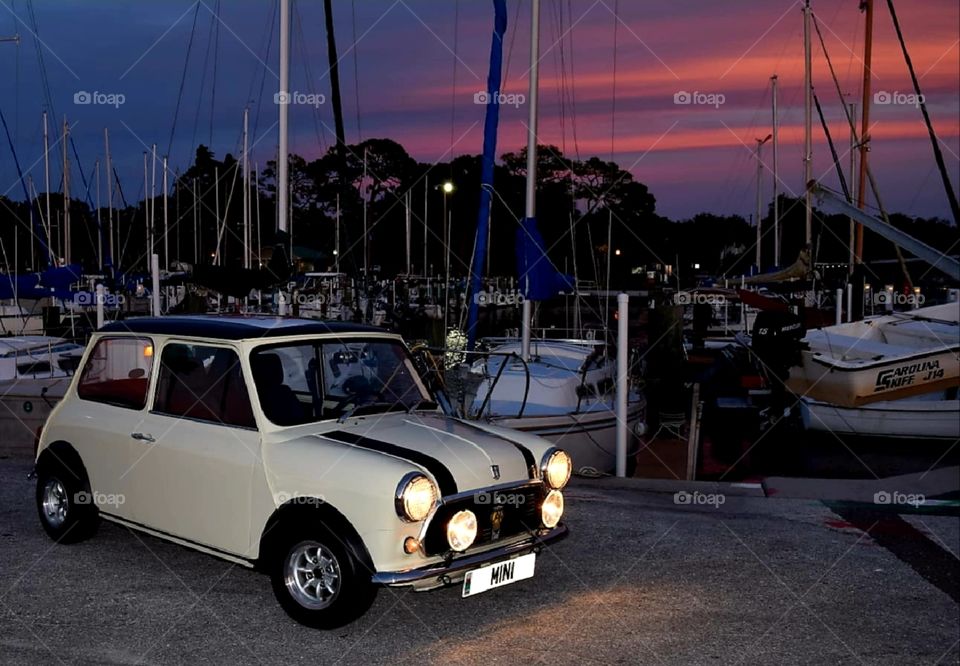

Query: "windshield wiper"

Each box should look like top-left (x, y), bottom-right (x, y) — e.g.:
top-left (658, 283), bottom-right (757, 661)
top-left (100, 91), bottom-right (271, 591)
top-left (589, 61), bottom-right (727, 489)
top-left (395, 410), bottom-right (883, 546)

top-left (337, 401), bottom-right (405, 423)
top-left (407, 399), bottom-right (439, 414)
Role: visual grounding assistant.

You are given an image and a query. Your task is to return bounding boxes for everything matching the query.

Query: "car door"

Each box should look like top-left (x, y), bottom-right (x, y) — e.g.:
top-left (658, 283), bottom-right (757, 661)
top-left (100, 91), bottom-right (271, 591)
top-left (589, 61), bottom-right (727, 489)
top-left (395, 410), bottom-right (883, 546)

top-left (125, 340), bottom-right (260, 558)
top-left (71, 335), bottom-right (156, 520)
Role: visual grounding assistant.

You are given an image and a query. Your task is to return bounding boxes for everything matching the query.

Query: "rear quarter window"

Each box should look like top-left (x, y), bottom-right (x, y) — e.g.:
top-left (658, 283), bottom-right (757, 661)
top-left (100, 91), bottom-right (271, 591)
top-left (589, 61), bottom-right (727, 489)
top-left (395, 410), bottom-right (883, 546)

top-left (77, 337), bottom-right (154, 410)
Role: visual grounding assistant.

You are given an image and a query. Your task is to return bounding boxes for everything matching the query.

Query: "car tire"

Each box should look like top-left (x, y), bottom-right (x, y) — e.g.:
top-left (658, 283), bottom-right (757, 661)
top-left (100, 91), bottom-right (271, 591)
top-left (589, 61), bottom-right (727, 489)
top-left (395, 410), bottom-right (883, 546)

top-left (35, 458), bottom-right (99, 544)
top-left (269, 524), bottom-right (377, 628)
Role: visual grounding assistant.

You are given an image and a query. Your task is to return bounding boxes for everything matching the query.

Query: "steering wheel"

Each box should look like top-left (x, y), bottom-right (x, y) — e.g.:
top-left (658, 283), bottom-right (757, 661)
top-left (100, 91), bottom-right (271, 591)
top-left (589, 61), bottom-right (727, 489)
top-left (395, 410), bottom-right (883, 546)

top-left (333, 375), bottom-right (382, 413)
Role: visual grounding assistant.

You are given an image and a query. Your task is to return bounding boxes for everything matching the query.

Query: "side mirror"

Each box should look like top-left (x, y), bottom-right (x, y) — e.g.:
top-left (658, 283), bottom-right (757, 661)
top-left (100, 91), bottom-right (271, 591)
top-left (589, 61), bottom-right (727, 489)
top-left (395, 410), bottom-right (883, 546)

top-left (411, 349), bottom-right (444, 395)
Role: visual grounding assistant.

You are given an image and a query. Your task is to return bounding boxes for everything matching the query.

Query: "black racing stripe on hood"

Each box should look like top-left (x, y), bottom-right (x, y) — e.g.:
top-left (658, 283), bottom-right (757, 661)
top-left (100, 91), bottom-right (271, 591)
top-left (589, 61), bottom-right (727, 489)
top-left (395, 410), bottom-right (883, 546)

top-left (454, 419), bottom-right (537, 479)
top-left (320, 430), bottom-right (458, 495)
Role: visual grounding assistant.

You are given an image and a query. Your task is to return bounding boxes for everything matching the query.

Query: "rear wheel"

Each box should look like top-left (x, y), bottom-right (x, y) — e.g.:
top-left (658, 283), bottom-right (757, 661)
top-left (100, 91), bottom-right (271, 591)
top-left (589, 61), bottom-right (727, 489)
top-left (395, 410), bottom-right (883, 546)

top-left (35, 459), bottom-right (99, 543)
top-left (269, 525), bottom-right (377, 628)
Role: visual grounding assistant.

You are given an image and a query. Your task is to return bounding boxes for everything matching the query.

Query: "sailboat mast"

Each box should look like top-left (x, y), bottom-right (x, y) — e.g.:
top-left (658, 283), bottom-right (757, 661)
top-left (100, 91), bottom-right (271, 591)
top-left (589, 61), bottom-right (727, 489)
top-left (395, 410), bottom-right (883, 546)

top-left (362, 146), bottom-right (368, 276)
top-left (405, 190), bottom-right (412, 275)
top-left (854, 0), bottom-right (874, 263)
top-left (151, 144), bottom-right (158, 259)
top-left (43, 112), bottom-right (52, 264)
top-left (322, 0), bottom-right (347, 153)
top-left (214, 166), bottom-right (220, 266)
top-left (163, 156), bottom-right (169, 269)
top-left (255, 163), bottom-right (262, 267)
top-left (770, 74), bottom-right (779, 266)
top-left (192, 178), bottom-right (198, 264)
top-left (335, 193), bottom-right (340, 274)
top-left (27, 176), bottom-right (36, 268)
top-left (423, 178), bottom-right (428, 276)
top-left (848, 102), bottom-right (857, 275)
top-left (95, 159), bottom-right (102, 268)
top-left (143, 152), bottom-right (149, 269)
top-left (520, 0), bottom-right (541, 362)
top-left (278, 0), bottom-right (290, 235)
top-left (802, 0), bottom-right (813, 247)
top-left (105, 128), bottom-right (113, 267)
top-left (243, 107), bottom-right (250, 269)
top-left (755, 137), bottom-right (769, 269)
top-left (62, 117), bottom-right (70, 265)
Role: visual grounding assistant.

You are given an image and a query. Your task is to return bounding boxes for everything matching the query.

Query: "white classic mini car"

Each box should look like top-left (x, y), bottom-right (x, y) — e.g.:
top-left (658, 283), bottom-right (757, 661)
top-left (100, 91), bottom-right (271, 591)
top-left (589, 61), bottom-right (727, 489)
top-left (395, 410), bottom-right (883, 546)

top-left (34, 316), bottom-right (569, 627)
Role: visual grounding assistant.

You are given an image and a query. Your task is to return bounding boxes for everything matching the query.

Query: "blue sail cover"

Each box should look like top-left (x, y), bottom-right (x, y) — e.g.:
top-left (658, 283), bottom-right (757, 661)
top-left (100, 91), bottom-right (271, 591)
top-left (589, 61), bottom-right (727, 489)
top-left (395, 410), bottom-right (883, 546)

top-left (0, 273), bottom-right (39, 300)
top-left (0, 265), bottom-right (83, 300)
top-left (465, 0), bottom-right (508, 351)
top-left (516, 217), bottom-right (574, 300)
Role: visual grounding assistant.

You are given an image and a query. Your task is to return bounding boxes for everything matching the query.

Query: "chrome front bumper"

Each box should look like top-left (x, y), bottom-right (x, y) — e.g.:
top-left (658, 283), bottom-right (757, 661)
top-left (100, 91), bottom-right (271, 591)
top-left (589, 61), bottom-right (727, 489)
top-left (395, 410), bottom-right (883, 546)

top-left (371, 524), bottom-right (569, 590)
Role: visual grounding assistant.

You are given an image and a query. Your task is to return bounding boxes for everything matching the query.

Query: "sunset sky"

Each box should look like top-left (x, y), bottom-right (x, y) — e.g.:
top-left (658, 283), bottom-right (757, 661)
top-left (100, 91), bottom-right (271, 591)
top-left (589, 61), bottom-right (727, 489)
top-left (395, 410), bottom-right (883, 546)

top-left (0, 0), bottom-right (957, 222)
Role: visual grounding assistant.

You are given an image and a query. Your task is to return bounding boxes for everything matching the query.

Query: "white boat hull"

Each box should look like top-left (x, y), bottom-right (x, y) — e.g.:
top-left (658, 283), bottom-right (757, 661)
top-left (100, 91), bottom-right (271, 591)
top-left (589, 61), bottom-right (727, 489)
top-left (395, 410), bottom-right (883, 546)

top-left (800, 395), bottom-right (960, 440)
top-left (0, 377), bottom-right (70, 456)
top-left (491, 402), bottom-right (646, 475)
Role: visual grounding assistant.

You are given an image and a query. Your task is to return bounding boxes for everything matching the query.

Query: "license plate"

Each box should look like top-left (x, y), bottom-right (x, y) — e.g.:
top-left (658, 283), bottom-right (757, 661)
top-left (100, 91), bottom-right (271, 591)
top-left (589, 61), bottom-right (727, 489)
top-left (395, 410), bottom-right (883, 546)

top-left (462, 553), bottom-right (536, 597)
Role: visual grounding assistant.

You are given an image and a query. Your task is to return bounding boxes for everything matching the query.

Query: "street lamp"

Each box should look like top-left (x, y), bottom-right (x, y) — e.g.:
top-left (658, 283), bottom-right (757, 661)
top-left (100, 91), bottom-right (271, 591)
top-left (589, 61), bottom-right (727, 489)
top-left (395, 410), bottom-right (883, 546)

top-left (437, 181), bottom-right (455, 326)
top-left (755, 133), bottom-right (772, 269)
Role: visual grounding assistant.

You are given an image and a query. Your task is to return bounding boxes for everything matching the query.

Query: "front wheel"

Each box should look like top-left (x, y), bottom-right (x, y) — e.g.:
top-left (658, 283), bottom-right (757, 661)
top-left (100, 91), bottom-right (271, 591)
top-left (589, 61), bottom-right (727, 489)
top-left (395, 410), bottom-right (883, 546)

top-left (270, 527), bottom-right (377, 628)
top-left (35, 461), bottom-right (99, 543)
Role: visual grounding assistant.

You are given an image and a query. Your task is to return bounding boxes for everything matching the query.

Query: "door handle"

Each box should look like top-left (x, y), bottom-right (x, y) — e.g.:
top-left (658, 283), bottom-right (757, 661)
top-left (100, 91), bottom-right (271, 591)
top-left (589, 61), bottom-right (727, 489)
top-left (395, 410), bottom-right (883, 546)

top-left (130, 432), bottom-right (156, 443)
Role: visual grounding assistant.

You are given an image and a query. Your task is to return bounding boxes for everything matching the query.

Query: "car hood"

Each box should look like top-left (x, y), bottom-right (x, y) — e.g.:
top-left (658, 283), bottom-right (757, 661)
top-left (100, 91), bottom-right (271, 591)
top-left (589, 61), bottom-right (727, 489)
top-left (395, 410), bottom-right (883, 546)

top-left (310, 412), bottom-right (545, 495)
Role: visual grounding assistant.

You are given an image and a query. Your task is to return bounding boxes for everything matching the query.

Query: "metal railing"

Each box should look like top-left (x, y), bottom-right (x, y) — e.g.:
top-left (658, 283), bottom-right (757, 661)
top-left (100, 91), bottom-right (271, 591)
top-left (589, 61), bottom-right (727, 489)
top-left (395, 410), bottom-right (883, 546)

top-left (420, 347), bottom-right (532, 421)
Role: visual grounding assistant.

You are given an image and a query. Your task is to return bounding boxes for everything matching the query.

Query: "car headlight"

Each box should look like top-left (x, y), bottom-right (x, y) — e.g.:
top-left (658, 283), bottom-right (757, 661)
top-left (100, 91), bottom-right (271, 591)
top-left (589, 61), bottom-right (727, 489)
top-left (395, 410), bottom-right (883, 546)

top-left (395, 473), bottom-right (439, 522)
top-left (541, 490), bottom-right (564, 528)
top-left (541, 449), bottom-right (572, 489)
top-left (446, 510), bottom-right (477, 551)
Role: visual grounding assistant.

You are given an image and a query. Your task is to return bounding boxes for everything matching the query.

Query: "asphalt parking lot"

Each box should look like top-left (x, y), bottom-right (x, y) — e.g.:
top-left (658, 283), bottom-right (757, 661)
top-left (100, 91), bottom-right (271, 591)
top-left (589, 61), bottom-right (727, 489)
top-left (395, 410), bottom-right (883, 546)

top-left (1, 457), bottom-right (957, 665)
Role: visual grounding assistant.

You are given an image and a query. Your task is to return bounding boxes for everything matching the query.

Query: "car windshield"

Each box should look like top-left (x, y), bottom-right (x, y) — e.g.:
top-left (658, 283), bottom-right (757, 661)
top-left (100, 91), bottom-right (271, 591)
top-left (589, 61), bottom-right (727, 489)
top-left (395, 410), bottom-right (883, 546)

top-left (250, 338), bottom-right (431, 426)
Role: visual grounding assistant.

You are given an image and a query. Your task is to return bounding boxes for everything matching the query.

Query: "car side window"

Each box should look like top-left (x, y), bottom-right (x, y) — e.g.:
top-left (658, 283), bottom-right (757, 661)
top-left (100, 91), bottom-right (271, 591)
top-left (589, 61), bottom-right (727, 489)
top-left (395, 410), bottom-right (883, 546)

top-left (77, 337), bottom-right (155, 410)
top-left (153, 343), bottom-right (256, 429)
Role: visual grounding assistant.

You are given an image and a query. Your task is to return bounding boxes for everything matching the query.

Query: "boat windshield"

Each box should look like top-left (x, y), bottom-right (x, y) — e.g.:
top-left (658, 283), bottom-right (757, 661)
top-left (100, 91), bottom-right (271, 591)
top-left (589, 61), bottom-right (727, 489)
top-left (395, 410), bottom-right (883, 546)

top-left (249, 338), bottom-right (431, 426)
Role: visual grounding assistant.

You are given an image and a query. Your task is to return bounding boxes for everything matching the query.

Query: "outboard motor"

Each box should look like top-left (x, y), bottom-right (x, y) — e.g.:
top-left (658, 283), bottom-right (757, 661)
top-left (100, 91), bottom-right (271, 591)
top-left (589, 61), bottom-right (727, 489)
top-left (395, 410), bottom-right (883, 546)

top-left (750, 310), bottom-right (805, 418)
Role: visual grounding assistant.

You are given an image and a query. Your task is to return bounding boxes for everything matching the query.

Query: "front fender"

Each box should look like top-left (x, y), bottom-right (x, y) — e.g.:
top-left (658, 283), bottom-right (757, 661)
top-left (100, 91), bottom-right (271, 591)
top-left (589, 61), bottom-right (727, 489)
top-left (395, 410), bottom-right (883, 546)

top-left (253, 433), bottom-right (431, 572)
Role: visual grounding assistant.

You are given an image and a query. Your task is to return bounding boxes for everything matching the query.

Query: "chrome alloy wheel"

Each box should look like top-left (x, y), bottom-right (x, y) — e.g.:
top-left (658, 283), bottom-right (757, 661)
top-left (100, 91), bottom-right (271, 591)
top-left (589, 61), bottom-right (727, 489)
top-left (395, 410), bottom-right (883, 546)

top-left (42, 478), bottom-right (69, 528)
top-left (284, 541), bottom-right (342, 610)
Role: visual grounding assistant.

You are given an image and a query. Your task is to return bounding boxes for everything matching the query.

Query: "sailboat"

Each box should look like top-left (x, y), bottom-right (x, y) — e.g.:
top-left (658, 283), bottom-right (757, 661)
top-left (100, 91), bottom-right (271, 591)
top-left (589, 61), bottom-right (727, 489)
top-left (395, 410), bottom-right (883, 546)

top-left (460, 0), bottom-right (645, 475)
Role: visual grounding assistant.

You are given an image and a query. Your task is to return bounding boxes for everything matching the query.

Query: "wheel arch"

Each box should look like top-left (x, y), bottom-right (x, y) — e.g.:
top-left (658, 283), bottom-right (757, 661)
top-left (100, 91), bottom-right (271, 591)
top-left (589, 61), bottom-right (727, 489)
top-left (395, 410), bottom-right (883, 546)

top-left (255, 499), bottom-right (375, 577)
top-left (36, 440), bottom-right (91, 489)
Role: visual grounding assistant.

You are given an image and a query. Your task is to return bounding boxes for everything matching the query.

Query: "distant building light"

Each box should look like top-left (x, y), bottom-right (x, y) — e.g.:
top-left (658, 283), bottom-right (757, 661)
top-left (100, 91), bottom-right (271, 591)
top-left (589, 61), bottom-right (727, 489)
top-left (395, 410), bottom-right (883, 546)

top-left (693, 263), bottom-right (701, 270)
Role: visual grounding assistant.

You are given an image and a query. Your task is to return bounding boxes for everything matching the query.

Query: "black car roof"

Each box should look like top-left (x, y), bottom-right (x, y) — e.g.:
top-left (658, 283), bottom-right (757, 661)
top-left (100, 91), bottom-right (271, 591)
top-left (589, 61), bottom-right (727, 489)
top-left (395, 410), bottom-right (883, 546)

top-left (98, 316), bottom-right (385, 341)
